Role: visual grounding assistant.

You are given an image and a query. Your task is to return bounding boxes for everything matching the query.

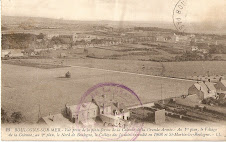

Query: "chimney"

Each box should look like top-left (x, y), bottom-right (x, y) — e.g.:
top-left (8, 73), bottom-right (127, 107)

top-left (92, 96), bottom-right (94, 102)
top-left (208, 79), bottom-right (211, 82)
top-left (114, 110), bottom-right (118, 116)
top-left (103, 103), bottom-right (105, 114)
top-left (48, 113), bottom-right (54, 121)
top-left (115, 102), bottom-right (119, 108)
top-left (219, 77), bottom-right (222, 81)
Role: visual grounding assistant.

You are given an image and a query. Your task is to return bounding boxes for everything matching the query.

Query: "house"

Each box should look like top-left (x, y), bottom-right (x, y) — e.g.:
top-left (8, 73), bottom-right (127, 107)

top-left (174, 34), bottom-right (189, 43)
top-left (215, 78), bottom-right (226, 100)
top-left (92, 95), bottom-right (131, 127)
top-left (188, 81), bottom-right (217, 100)
top-left (53, 45), bottom-right (61, 50)
top-left (65, 102), bottom-right (98, 126)
top-left (1, 50), bottom-right (11, 58)
top-left (23, 48), bottom-right (35, 56)
top-left (7, 49), bottom-right (24, 58)
top-left (60, 53), bottom-right (67, 58)
top-left (59, 35), bottom-right (74, 43)
top-left (191, 46), bottom-right (199, 51)
top-left (73, 34), bottom-right (97, 42)
top-left (156, 36), bottom-right (168, 42)
top-left (215, 78), bottom-right (226, 92)
top-left (198, 49), bottom-right (208, 54)
top-left (46, 33), bottom-right (59, 39)
top-left (9, 53), bottom-right (24, 57)
top-left (176, 94), bottom-right (202, 107)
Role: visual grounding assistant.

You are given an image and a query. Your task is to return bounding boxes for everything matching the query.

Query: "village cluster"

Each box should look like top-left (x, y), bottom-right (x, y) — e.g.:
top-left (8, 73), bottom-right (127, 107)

top-left (38, 77), bottom-right (226, 127)
top-left (2, 26), bottom-right (225, 59)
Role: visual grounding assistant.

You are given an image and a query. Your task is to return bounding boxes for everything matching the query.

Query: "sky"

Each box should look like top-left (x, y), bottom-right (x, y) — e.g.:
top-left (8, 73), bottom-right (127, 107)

top-left (2, 0), bottom-right (226, 23)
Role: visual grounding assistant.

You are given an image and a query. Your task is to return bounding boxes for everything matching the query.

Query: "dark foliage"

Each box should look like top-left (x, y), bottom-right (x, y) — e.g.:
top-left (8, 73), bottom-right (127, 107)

top-left (209, 45), bottom-right (226, 54)
top-left (1, 108), bottom-right (9, 123)
top-left (11, 112), bottom-right (23, 123)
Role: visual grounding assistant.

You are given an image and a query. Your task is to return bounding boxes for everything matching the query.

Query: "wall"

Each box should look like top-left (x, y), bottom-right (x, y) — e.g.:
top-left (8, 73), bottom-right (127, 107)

top-left (154, 109), bottom-right (165, 124)
top-left (215, 81), bottom-right (226, 91)
top-left (188, 85), bottom-right (204, 100)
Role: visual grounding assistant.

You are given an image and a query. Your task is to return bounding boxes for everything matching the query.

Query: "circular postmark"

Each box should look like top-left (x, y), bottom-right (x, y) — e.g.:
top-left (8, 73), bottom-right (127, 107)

top-left (173, 0), bottom-right (187, 32)
top-left (74, 82), bottom-right (144, 140)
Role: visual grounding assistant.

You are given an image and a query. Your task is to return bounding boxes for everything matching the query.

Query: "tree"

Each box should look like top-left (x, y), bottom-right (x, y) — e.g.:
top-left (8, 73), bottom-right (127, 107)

top-left (11, 112), bottom-right (23, 123)
top-left (1, 108), bottom-right (9, 123)
top-left (37, 33), bottom-right (45, 39)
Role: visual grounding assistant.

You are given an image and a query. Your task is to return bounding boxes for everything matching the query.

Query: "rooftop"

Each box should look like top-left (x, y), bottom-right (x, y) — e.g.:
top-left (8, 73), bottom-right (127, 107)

top-left (39, 113), bottom-right (72, 126)
top-left (67, 102), bottom-right (98, 114)
top-left (193, 81), bottom-right (216, 94)
top-left (220, 80), bottom-right (226, 87)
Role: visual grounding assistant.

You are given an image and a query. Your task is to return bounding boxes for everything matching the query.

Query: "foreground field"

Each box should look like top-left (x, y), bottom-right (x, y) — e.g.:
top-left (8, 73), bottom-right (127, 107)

top-left (12, 58), bottom-right (226, 78)
top-left (2, 63), bottom-right (194, 123)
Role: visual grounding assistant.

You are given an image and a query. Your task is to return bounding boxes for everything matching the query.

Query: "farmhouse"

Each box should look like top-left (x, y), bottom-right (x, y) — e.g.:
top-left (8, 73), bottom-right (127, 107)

top-left (73, 34), bottom-right (97, 42)
top-left (60, 53), bottom-right (67, 58)
top-left (173, 34), bottom-right (190, 43)
top-left (63, 94), bottom-right (131, 127)
top-left (156, 36), bottom-right (168, 42)
top-left (5, 49), bottom-right (24, 58)
top-left (215, 78), bottom-right (226, 99)
top-left (215, 78), bottom-right (226, 92)
top-left (1, 50), bottom-right (11, 58)
top-left (65, 102), bottom-right (98, 126)
top-left (191, 46), bottom-right (199, 51)
top-left (46, 33), bottom-right (59, 39)
top-left (59, 35), bottom-right (74, 43)
top-left (188, 81), bottom-right (217, 100)
top-left (92, 95), bottom-right (131, 127)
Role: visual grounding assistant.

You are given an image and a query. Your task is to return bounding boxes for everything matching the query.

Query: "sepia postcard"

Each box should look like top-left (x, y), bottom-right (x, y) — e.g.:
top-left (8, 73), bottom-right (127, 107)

top-left (1, 0), bottom-right (226, 141)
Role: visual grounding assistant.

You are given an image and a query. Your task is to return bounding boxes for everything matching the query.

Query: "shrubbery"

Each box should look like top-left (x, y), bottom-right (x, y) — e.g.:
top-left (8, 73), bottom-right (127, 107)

top-left (175, 51), bottom-right (212, 61)
top-left (209, 45), bottom-right (226, 54)
top-left (1, 108), bottom-right (24, 124)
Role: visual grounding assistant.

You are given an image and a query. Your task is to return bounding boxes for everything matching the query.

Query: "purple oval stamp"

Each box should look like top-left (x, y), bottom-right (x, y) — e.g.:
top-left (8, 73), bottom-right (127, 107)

top-left (173, 0), bottom-right (187, 32)
top-left (71, 82), bottom-right (144, 140)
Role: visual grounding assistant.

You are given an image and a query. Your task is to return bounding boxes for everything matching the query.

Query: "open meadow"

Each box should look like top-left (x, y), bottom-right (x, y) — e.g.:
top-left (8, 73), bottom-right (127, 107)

top-left (2, 63), bottom-right (194, 123)
top-left (2, 57), bottom-right (226, 123)
top-left (12, 58), bottom-right (226, 78)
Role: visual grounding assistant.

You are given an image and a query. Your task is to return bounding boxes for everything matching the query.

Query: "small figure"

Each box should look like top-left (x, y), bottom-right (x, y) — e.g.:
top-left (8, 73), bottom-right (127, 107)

top-left (65, 71), bottom-right (71, 78)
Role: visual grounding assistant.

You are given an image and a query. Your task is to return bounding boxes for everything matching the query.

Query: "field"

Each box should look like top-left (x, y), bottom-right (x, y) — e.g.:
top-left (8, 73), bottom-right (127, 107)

top-left (2, 58), bottom-right (226, 123)
top-left (11, 58), bottom-right (226, 78)
top-left (86, 44), bottom-right (176, 61)
top-left (2, 62), bottom-right (194, 123)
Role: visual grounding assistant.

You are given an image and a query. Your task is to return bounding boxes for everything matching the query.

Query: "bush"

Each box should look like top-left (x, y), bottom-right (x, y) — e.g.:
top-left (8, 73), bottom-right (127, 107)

top-left (209, 45), bottom-right (226, 54)
top-left (1, 108), bottom-right (9, 123)
top-left (175, 51), bottom-right (212, 61)
top-left (11, 112), bottom-right (23, 123)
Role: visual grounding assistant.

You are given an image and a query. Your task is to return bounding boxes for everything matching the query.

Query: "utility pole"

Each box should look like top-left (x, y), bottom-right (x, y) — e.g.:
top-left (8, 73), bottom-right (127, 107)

top-left (161, 84), bottom-right (162, 100)
top-left (38, 104), bottom-right (41, 120)
top-left (161, 84), bottom-right (165, 104)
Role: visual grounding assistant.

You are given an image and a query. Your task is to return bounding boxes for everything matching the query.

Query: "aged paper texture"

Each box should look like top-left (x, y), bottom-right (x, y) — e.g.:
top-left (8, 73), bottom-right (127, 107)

top-left (1, 0), bottom-right (226, 141)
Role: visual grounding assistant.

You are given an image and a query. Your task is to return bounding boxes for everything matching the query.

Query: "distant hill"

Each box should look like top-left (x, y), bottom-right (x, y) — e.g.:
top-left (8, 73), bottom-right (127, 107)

top-left (1, 16), bottom-right (226, 35)
top-left (1, 16), bottom-right (177, 33)
top-left (1, 16), bottom-right (98, 32)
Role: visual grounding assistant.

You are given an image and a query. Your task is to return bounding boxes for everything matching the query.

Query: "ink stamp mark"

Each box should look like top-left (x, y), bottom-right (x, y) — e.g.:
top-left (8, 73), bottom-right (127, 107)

top-left (75, 82), bottom-right (144, 140)
top-left (173, 0), bottom-right (187, 32)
